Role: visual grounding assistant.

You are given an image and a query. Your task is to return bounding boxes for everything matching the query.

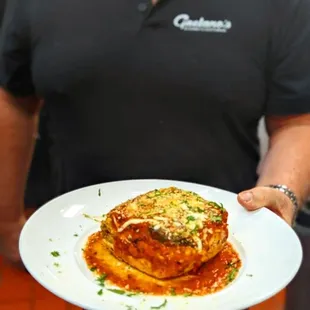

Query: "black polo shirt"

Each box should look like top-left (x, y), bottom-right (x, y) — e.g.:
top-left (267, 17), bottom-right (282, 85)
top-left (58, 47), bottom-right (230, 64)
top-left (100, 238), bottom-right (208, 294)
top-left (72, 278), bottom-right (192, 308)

top-left (1, 0), bottom-right (310, 196)
top-left (0, 1), bottom-right (5, 23)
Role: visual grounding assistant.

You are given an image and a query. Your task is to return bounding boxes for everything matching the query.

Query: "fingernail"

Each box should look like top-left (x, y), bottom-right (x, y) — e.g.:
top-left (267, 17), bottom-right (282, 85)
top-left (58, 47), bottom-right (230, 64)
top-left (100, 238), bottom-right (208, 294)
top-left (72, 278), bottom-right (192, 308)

top-left (239, 192), bottom-right (253, 202)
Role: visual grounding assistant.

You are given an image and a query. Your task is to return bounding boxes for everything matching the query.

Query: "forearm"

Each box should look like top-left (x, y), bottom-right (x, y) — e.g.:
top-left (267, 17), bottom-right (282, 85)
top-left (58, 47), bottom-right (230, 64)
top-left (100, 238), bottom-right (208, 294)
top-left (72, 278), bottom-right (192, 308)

top-left (257, 125), bottom-right (310, 208)
top-left (0, 89), bottom-right (41, 222)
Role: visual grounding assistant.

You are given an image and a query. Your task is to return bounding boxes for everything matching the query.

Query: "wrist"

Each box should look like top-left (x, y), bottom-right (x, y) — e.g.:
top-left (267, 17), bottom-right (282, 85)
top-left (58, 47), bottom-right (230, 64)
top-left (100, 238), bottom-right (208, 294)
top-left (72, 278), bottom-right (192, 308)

top-left (265, 184), bottom-right (299, 210)
top-left (264, 184), bottom-right (299, 225)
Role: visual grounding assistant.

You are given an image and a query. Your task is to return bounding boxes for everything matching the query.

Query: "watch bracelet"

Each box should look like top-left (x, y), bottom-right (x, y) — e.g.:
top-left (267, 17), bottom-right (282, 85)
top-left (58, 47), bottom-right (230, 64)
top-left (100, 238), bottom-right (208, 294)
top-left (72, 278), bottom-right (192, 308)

top-left (266, 184), bottom-right (299, 210)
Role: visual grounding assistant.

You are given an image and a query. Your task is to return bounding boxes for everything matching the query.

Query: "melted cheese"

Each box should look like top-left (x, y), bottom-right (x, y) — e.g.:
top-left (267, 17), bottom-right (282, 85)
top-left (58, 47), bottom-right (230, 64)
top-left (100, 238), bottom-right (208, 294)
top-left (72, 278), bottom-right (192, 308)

top-left (107, 187), bottom-right (226, 251)
top-left (118, 218), bottom-right (160, 232)
top-left (192, 236), bottom-right (203, 251)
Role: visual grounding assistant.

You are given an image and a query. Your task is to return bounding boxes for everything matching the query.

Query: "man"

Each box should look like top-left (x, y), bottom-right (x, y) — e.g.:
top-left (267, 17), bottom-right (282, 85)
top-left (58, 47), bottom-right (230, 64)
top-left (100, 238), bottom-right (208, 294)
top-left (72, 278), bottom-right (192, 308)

top-left (0, 2), bottom-right (310, 309)
top-left (0, 0), bottom-right (53, 219)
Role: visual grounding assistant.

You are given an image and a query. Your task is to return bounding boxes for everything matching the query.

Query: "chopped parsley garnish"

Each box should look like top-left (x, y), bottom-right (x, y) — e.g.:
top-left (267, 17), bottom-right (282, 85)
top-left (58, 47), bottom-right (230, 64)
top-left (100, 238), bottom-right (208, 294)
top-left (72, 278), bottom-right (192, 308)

top-left (186, 215), bottom-right (195, 222)
top-left (227, 268), bottom-right (238, 282)
top-left (246, 274), bottom-right (253, 277)
top-left (96, 274), bottom-right (107, 287)
top-left (126, 306), bottom-right (137, 310)
top-left (106, 288), bottom-right (138, 296)
top-left (74, 233), bottom-right (78, 237)
top-left (184, 293), bottom-right (192, 297)
top-left (188, 191), bottom-right (198, 196)
top-left (151, 299), bottom-right (168, 309)
top-left (107, 289), bottom-right (126, 295)
top-left (181, 200), bottom-right (189, 206)
top-left (211, 215), bottom-right (222, 223)
top-left (97, 289), bottom-right (103, 296)
top-left (53, 262), bottom-right (60, 267)
top-left (169, 201), bottom-right (177, 208)
top-left (49, 238), bottom-right (53, 242)
top-left (209, 201), bottom-right (225, 212)
top-left (170, 288), bottom-right (176, 296)
top-left (90, 267), bottom-right (97, 272)
top-left (154, 189), bottom-right (162, 197)
top-left (98, 189), bottom-right (101, 196)
top-left (186, 204), bottom-right (204, 213)
top-left (51, 251), bottom-right (60, 257)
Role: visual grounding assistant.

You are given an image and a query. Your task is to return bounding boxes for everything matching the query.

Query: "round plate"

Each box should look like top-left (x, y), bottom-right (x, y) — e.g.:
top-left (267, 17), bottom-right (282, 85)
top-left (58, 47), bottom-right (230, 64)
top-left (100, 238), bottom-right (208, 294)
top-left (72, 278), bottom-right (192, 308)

top-left (19, 179), bottom-right (303, 310)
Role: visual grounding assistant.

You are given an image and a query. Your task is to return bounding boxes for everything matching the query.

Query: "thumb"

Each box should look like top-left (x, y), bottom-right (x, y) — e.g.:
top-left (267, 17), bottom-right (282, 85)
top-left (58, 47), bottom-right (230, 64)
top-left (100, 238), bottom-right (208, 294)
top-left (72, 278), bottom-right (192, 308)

top-left (238, 186), bottom-right (296, 225)
top-left (237, 187), bottom-right (279, 211)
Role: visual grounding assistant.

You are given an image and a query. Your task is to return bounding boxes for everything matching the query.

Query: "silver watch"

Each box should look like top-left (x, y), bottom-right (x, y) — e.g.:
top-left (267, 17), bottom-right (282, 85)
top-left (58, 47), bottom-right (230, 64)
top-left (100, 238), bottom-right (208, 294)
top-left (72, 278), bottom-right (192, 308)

top-left (266, 184), bottom-right (299, 210)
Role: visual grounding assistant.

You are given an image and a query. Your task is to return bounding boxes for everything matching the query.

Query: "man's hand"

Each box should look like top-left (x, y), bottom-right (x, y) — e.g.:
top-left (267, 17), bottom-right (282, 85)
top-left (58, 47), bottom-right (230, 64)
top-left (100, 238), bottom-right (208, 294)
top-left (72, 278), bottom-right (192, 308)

top-left (0, 215), bottom-right (26, 265)
top-left (237, 186), bottom-right (296, 225)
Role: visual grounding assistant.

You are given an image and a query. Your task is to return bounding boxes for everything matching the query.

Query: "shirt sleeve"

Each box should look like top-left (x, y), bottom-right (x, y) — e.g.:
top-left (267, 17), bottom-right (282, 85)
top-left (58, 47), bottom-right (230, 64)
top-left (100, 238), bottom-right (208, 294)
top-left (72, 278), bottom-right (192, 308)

top-left (0, 0), bottom-right (35, 97)
top-left (266, 0), bottom-right (310, 115)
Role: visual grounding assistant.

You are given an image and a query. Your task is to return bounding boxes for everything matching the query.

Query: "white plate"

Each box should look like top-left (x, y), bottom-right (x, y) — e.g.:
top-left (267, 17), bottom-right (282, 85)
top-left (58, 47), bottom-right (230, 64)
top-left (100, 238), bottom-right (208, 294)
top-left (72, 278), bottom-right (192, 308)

top-left (20, 179), bottom-right (303, 310)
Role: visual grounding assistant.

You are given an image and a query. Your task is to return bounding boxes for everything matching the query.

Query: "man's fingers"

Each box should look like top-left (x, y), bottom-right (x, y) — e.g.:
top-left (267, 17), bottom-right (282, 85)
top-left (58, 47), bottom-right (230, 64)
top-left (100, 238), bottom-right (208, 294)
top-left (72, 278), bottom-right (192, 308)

top-left (238, 186), bottom-right (296, 225)
top-left (237, 191), bottom-right (257, 210)
top-left (238, 187), bottom-right (287, 210)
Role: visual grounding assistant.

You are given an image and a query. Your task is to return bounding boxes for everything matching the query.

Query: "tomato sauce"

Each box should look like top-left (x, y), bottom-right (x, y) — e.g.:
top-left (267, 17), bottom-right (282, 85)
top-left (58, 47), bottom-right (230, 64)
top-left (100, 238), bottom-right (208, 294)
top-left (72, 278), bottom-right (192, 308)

top-left (84, 232), bottom-right (241, 296)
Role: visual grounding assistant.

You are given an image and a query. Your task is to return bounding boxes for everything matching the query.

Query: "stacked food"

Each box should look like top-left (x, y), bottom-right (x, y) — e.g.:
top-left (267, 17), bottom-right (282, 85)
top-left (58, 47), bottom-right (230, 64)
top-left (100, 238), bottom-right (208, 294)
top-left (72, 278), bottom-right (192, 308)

top-left (100, 187), bottom-right (228, 279)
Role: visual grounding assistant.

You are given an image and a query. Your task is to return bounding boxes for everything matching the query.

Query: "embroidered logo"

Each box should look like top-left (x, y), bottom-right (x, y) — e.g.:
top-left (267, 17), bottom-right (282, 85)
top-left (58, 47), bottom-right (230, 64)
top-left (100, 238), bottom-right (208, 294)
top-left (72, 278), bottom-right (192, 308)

top-left (173, 14), bottom-right (232, 33)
